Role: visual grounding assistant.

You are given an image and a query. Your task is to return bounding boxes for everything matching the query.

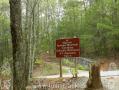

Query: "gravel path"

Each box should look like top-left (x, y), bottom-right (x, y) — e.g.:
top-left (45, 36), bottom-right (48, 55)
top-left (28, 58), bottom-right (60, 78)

top-left (26, 76), bottom-right (119, 90)
top-left (1, 71), bottom-right (119, 90)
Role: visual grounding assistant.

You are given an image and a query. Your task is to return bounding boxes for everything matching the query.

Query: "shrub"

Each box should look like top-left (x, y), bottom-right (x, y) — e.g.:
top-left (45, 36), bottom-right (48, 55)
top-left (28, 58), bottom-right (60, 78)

top-left (77, 65), bottom-right (86, 70)
top-left (62, 59), bottom-right (73, 66)
top-left (34, 58), bottom-right (44, 65)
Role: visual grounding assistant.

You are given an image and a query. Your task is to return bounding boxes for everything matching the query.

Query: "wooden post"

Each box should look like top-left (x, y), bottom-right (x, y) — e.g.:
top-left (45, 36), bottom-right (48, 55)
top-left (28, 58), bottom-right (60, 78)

top-left (59, 58), bottom-right (62, 77)
top-left (75, 58), bottom-right (78, 78)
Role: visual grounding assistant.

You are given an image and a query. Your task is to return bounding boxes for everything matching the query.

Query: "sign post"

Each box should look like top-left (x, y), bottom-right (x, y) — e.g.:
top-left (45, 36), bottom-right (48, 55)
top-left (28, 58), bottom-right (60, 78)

top-left (59, 58), bottom-right (62, 77)
top-left (75, 58), bottom-right (78, 78)
top-left (56, 38), bottom-right (80, 78)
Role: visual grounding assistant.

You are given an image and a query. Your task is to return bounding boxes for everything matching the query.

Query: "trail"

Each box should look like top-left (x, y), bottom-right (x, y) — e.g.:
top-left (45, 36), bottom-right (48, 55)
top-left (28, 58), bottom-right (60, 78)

top-left (35, 70), bottom-right (119, 78)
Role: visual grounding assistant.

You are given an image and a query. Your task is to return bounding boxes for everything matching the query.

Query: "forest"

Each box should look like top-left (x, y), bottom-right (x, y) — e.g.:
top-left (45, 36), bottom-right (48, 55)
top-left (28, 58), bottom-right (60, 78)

top-left (0, 0), bottom-right (119, 90)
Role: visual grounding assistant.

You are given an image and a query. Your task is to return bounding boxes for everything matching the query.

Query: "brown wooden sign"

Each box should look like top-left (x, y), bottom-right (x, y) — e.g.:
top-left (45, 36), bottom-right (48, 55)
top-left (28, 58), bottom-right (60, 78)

top-left (56, 38), bottom-right (80, 58)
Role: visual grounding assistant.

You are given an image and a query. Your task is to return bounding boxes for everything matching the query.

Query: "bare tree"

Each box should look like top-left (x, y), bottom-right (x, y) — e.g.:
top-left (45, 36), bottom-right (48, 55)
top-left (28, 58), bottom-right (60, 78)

top-left (9, 0), bottom-right (27, 89)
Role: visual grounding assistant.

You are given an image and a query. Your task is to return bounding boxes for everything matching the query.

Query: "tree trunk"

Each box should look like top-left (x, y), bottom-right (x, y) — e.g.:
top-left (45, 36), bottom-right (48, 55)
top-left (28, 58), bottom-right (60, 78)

top-left (112, 0), bottom-right (118, 60)
top-left (85, 64), bottom-right (103, 90)
top-left (9, 0), bottom-right (27, 89)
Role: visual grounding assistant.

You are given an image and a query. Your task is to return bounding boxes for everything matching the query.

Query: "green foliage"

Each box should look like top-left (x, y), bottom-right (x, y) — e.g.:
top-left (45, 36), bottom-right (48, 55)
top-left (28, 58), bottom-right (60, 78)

top-left (41, 63), bottom-right (59, 76)
top-left (34, 58), bottom-right (44, 65)
top-left (0, 0), bottom-right (11, 79)
top-left (62, 58), bottom-right (86, 70)
top-left (0, 58), bottom-right (11, 79)
top-left (70, 68), bottom-right (76, 77)
top-left (54, 0), bottom-right (119, 57)
top-left (77, 65), bottom-right (86, 70)
top-left (0, 0), bottom-right (8, 3)
top-left (62, 58), bottom-right (74, 66)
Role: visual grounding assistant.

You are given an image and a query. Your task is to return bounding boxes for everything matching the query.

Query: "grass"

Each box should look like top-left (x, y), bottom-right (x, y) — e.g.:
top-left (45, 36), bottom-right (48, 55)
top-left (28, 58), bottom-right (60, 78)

top-left (62, 58), bottom-right (87, 70)
top-left (34, 58), bottom-right (68, 76)
top-left (34, 58), bottom-right (86, 76)
top-left (42, 62), bottom-right (59, 76)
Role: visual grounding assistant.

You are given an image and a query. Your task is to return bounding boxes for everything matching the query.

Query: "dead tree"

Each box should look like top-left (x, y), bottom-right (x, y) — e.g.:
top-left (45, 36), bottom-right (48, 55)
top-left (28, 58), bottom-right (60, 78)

top-left (85, 64), bottom-right (103, 90)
